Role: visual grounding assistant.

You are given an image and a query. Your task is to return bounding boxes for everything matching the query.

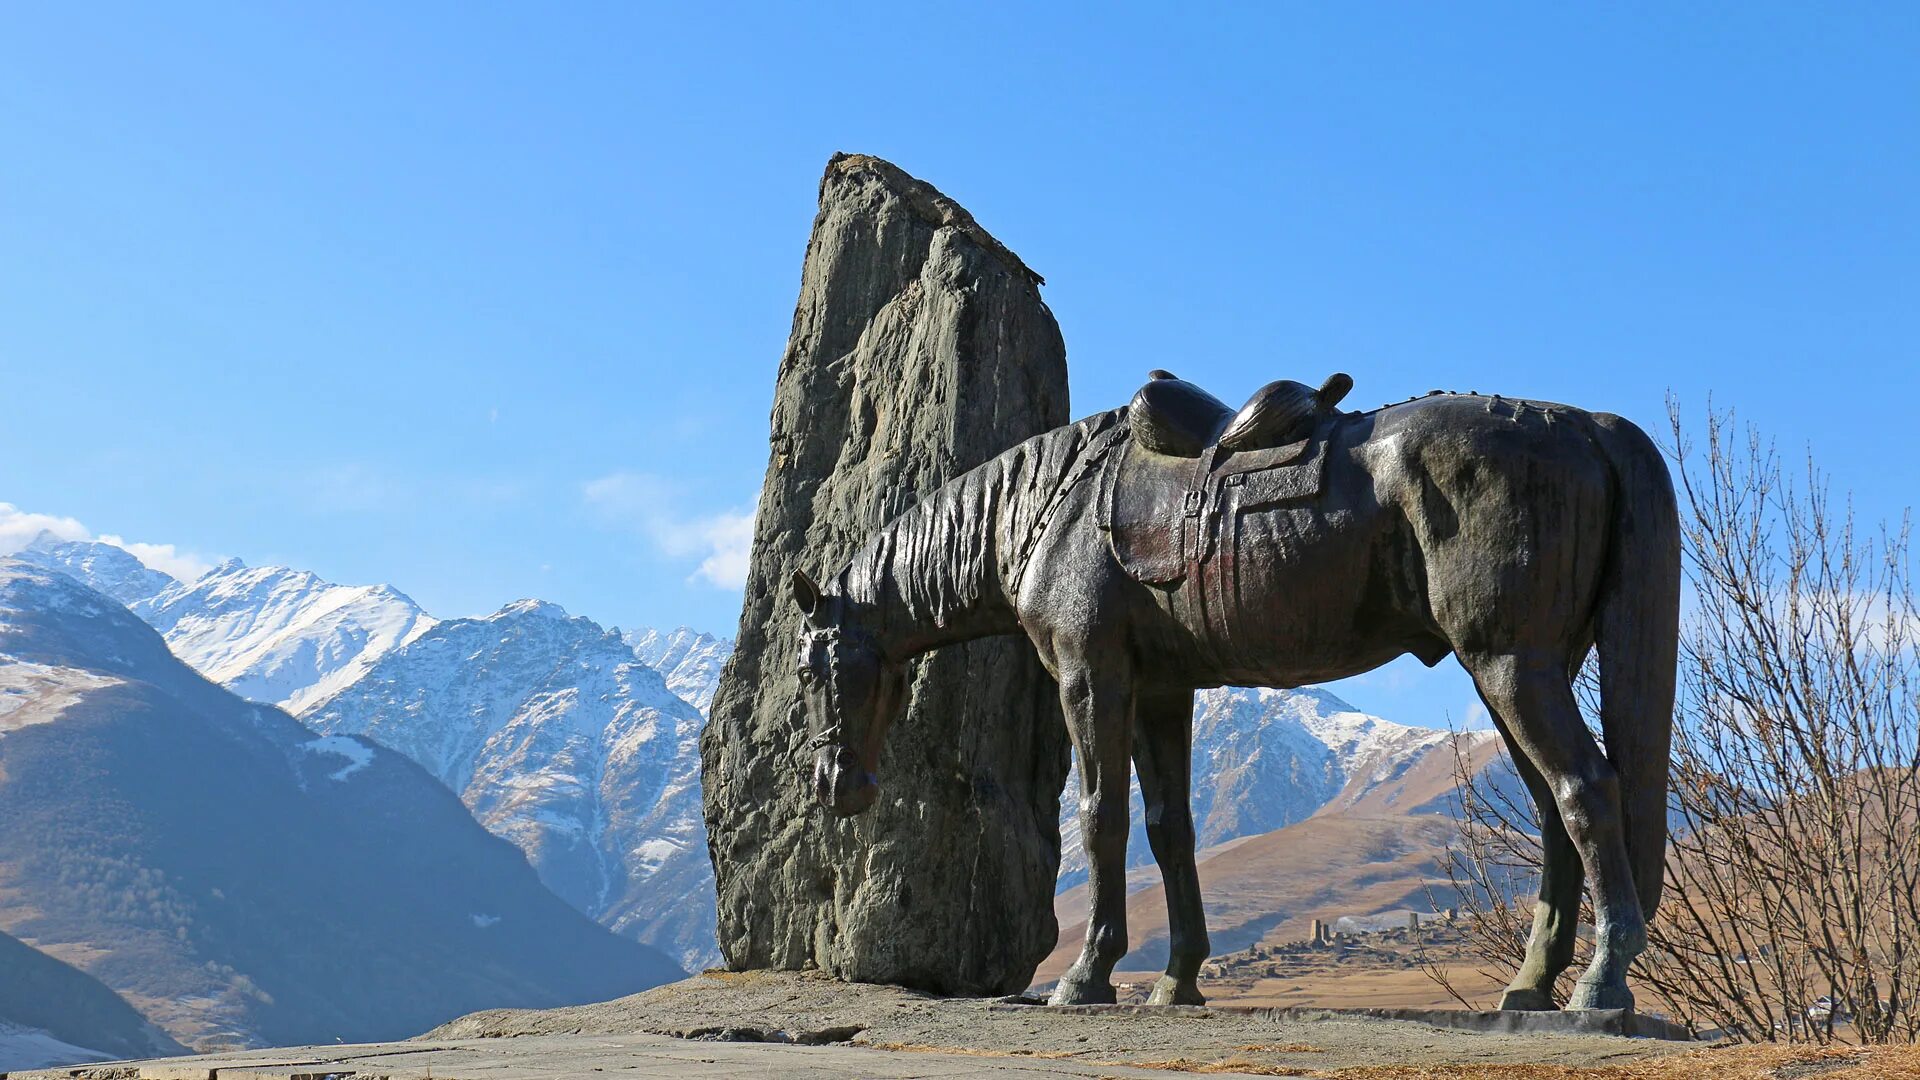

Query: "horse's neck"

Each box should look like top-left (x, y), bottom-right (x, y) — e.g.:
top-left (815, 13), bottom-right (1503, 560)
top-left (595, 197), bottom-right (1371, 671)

top-left (840, 484), bottom-right (1020, 659)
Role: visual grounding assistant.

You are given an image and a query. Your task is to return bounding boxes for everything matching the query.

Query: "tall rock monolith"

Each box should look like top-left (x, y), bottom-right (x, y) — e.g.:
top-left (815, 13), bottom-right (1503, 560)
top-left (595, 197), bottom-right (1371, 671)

top-left (701, 153), bottom-right (1072, 995)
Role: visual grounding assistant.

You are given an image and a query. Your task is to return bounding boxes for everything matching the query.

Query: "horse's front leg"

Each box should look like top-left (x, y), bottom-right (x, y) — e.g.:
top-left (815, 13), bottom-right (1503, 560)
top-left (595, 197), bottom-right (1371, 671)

top-left (1134, 686), bottom-right (1207, 1005)
top-left (1048, 654), bottom-right (1135, 1006)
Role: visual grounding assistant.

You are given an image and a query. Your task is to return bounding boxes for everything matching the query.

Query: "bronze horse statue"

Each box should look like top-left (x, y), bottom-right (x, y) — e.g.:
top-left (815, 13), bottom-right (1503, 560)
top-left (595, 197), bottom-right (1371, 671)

top-left (792, 373), bottom-right (1679, 1012)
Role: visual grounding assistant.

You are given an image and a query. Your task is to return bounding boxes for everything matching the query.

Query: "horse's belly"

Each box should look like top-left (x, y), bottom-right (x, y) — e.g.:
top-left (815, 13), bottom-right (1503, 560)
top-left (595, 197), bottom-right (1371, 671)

top-left (1161, 502), bottom-right (1396, 684)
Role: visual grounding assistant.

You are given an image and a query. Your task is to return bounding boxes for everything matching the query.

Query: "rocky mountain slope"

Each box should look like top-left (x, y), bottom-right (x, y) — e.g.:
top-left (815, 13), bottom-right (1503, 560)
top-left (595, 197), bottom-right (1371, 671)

top-left (307, 603), bottom-right (719, 971)
top-left (0, 561), bottom-right (681, 1051)
top-left (1057, 686), bottom-right (1462, 889)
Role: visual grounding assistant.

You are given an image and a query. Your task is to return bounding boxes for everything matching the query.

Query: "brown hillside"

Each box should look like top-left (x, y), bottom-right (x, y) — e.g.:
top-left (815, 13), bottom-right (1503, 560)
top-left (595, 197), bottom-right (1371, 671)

top-left (1319, 729), bottom-right (1504, 817)
top-left (1036, 812), bottom-right (1468, 987)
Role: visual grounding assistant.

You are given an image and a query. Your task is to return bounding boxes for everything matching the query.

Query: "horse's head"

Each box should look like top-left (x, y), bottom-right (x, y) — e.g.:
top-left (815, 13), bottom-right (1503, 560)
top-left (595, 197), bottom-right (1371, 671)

top-left (791, 569), bottom-right (908, 817)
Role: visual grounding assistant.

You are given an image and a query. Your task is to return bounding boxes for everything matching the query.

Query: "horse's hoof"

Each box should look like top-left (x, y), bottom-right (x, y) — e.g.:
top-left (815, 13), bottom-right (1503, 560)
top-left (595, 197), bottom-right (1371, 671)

top-left (1147, 975), bottom-right (1205, 1006)
top-left (1567, 977), bottom-right (1634, 1012)
top-left (1498, 987), bottom-right (1558, 1012)
top-left (1047, 976), bottom-right (1117, 1006)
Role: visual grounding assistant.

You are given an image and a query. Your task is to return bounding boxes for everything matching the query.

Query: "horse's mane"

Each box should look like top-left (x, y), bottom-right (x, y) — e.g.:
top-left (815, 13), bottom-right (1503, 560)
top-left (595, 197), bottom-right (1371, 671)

top-left (842, 408), bottom-right (1128, 632)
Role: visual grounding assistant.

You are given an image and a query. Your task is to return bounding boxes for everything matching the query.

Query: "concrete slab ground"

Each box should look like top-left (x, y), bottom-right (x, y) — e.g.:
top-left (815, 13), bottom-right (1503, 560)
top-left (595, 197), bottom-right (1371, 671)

top-left (7, 1033), bottom-right (1320, 1079)
top-left (8, 971), bottom-right (1704, 1079)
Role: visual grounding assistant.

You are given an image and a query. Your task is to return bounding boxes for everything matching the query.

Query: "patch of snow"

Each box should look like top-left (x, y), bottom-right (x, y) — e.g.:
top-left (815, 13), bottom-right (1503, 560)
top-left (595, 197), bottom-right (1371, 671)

top-left (630, 838), bottom-right (685, 873)
top-left (0, 1021), bottom-right (110, 1071)
top-left (301, 735), bottom-right (374, 781)
top-left (0, 657), bottom-right (123, 733)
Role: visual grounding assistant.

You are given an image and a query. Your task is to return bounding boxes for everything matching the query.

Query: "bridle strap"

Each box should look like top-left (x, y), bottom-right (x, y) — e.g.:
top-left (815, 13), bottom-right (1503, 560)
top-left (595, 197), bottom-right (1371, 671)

top-left (798, 623), bottom-right (886, 751)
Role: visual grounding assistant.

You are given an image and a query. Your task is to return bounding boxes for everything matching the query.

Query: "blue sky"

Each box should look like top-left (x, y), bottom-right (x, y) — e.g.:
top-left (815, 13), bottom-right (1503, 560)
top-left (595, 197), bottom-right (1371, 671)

top-left (2, 5), bottom-right (1914, 730)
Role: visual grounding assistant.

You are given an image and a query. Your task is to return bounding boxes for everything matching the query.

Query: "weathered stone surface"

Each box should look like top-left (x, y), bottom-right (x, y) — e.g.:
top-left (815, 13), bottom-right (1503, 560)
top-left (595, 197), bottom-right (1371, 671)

top-left (700, 153), bottom-right (1071, 995)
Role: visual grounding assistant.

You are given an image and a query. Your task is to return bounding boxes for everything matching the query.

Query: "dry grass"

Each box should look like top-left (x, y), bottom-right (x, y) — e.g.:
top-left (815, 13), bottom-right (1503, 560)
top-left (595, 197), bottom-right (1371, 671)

top-left (868, 1037), bottom-right (1920, 1078)
top-left (1322, 1041), bottom-right (1920, 1079)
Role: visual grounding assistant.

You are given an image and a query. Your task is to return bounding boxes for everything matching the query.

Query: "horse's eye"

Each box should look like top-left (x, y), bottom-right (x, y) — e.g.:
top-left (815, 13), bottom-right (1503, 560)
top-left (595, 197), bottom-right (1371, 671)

top-left (798, 668), bottom-right (814, 685)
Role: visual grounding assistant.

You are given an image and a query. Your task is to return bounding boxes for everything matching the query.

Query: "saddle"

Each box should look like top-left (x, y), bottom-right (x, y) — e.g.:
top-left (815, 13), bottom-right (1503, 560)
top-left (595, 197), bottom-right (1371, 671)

top-left (1130, 371), bottom-right (1352, 457)
top-left (1101, 371), bottom-right (1351, 584)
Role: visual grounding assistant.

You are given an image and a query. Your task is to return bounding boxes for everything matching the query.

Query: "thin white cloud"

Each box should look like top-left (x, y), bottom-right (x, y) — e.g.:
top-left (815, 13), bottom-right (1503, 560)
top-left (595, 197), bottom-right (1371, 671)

top-left (0, 503), bottom-right (88, 551)
top-left (97, 535), bottom-right (216, 583)
top-left (0, 502), bottom-right (216, 582)
top-left (691, 509), bottom-right (755, 590)
top-left (581, 472), bottom-right (756, 590)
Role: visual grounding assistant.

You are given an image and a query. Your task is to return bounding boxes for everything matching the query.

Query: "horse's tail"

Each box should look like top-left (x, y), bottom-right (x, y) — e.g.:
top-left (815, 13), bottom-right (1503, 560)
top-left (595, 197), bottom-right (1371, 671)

top-left (1590, 414), bottom-right (1682, 920)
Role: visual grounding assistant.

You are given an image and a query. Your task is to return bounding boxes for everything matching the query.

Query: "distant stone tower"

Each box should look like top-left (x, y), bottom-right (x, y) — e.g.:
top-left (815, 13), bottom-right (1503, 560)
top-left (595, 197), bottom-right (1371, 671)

top-left (700, 154), bottom-right (1071, 995)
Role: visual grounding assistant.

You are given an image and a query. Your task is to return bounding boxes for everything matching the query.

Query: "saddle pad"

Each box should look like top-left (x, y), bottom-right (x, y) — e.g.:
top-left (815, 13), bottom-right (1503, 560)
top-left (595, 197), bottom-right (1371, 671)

top-left (1217, 435), bottom-right (1324, 510)
top-left (1101, 437), bottom-right (1195, 584)
top-left (1100, 432), bottom-right (1328, 586)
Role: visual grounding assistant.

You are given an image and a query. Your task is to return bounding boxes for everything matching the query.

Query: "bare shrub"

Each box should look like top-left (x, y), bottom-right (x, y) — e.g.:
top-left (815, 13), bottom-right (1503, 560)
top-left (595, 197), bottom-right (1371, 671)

top-left (1433, 404), bottom-right (1920, 1043)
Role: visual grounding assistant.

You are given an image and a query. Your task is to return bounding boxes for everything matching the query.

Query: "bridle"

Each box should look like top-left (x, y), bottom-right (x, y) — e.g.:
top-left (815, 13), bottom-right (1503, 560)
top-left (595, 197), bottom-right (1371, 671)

top-left (799, 622), bottom-right (888, 752)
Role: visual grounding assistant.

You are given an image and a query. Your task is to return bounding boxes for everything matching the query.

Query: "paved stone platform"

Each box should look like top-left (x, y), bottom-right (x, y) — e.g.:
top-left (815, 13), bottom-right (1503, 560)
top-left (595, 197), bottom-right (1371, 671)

top-left (6, 1033), bottom-right (1300, 1079)
top-left (9, 972), bottom-right (1701, 1079)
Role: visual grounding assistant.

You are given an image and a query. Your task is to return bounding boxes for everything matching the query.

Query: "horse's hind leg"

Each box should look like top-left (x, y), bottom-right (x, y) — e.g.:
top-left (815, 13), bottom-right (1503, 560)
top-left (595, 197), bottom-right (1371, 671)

top-left (1488, 650), bottom-right (1593, 1010)
top-left (1133, 686), bottom-right (1208, 1006)
top-left (1048, 649), bottom-right (1136, 1006)
top-left (1462, 650), bottom-right (1644, 1011)
top-left (1486, 726), bottom-right (1584, 1010)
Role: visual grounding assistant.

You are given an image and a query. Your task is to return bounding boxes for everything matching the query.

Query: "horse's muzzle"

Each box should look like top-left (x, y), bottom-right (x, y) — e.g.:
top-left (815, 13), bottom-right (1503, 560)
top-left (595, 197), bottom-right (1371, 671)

top-left (812, 745), bottom-right (878, 816)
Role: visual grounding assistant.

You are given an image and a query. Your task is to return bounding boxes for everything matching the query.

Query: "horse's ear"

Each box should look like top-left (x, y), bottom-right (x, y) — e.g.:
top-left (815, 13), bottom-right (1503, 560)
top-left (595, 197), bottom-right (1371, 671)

top-left (790, 570), bottom-right (822, 619)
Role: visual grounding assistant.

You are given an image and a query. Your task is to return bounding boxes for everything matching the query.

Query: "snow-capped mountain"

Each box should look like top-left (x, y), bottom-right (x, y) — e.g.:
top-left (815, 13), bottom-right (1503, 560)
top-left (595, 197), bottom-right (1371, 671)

top-left (0, 561), bottom-right (680, 1052)
top-left (13, 533), bottom-right (177, 609)
top-left (137, 559), bottom-right (436, 715)
top-left (14, 539), bottom-right (435, 715)
top-left (1057, 686), bottom-right (1461, 889)
top-left (306, 601), bottom-right (718, 970)
top-left (626, 626), bottom-right (731, 713)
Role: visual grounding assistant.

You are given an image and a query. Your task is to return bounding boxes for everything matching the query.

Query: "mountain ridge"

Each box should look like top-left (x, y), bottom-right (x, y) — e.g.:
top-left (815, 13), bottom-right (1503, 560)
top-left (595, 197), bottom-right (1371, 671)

top-left (13, 537), bottom-right (437, 715)
top-left (0, 560), bottom-right (682, 1051)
